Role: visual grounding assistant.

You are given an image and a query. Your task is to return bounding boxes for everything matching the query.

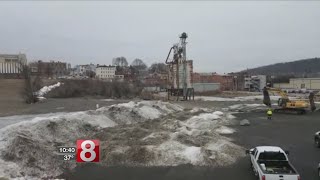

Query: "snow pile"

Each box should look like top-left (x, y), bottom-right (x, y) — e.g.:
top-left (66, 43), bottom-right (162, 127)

top-left (189, 107), bottom-right (212, 113)
top-left (148, 140), bottom-right (205, 166)
top-left (228, 103), bottom-right (267, 112)
top-left (0, 111), bottom-right (117, 179)
top-left (102, 101), bottom-right (184, 124)
top-left (0, 101), bottom-right (245, 179)
top-left (36, 82), bottom-right (61, 97)
top-left (98, 108), bottom-right (243, 167)
top-left (195, 96), bottom-right (238, 101)
top-left (100, 99), bottom-right (114, 101)
top-left (141, 111), bottom-right (241, 166)
top-left (0, 101), bottom-right (184, 180)
top-left (205, 139), bottom-right (243, 166)
top-left (215, 126), bottom-right (236, 135)
top-left (196, 95), bottom-right (282, 102)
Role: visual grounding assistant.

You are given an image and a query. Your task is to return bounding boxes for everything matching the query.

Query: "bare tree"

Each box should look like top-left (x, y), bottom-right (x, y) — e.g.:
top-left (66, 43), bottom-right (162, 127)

top-left (149, 63), bottom-right (168, 74)
top-left (85, 70), bottom-right (96, 78)
top-left (112, 57), bottom-right (128, 67)
top-left (20, 64), bottom-right (38, 103)
top-left (131, 58), bottom-right (147, 70)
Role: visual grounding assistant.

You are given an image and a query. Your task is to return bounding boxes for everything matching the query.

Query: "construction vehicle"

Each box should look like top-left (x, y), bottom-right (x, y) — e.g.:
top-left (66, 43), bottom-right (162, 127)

top-left (263, 87), bottom-right (315, 114)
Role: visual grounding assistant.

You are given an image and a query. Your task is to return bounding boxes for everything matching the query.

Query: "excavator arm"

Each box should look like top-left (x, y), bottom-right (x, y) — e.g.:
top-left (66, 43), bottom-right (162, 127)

top-left (263, 87), bottom-right (288, 107)
top-left (265, 87), bottom-right (289, 99)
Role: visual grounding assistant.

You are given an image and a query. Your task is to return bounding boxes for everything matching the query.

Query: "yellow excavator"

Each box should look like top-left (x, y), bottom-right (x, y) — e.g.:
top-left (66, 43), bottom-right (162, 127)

top-left (263, 87), bottom-right (316, 114)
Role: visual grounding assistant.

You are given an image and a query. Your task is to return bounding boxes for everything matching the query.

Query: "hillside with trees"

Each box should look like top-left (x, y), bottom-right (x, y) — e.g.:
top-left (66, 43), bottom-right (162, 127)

top-left (242, 58), bottom-right (320, 77)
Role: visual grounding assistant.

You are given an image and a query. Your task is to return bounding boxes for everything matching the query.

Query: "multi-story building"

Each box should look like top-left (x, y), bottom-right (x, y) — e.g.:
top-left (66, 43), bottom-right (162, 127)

top-left (274, 78), bottom-right (320, 90)
top-left (193, 72), bottom-right (233, 91)
top-left (0, 54), bottom-right (27, 74)
top-left (244, 75), bottom-right (267, 92)
top-left (96, 65), bottom-right (123, 81)
top-left (74, 64), bottom-right (96, 76)
top-left (29, 60), bottom-right (69, 78)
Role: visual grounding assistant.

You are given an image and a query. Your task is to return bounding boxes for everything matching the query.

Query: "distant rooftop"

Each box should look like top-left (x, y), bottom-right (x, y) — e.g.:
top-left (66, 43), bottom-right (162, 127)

top-left (96, 65), bottom-right (116, 68)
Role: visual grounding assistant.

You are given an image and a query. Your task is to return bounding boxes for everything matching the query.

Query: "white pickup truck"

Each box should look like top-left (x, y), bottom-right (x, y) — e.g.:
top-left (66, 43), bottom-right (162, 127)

top-left (246, 146), bottom-right (300, 180)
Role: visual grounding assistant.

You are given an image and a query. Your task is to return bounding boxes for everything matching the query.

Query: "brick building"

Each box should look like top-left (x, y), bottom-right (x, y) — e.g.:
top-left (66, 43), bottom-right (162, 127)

top-left (193, 72), bottom-right (233, 90)
top-left (144, 72), bottom-right (168, 89)
top-left (29, 60), bottom-right (69, 78)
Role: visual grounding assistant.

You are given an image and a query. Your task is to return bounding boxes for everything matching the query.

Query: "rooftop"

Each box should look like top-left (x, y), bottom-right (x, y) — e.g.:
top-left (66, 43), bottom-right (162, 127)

top-left (290, 78), bottom-right (320, 80)
top-left (97, 65), bottom-right (115, 68)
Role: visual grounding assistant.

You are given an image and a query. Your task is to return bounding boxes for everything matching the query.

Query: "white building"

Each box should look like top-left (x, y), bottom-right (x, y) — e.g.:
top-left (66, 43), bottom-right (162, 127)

top-left (0, 54), bottom-right (27, 74)
top-left (244, 75), bottom-right (267, 92)
top-left (74, 64), bottom-right (96, 76)
top-left (96, 65), bottom-right (116, 80)
top-left (274, 78), bottom-right (320, 90)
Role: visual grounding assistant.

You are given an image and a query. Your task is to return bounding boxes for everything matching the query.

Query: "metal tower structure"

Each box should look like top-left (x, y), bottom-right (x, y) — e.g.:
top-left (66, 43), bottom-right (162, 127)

top-left (180, 32), bottom-right (188, 100)
top-left (165, 32), bottom-right (194, 101)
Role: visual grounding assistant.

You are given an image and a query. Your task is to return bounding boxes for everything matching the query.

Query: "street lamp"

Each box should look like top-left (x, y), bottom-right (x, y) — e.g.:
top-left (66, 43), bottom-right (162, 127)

top-left (271, 76), bottom-right (275, 88)
top-left (234, 76), bottom-right (238, 91)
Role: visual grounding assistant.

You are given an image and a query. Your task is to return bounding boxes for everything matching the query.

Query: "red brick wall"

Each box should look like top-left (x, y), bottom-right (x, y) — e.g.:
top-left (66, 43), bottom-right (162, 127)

top-left (192, 73), bottom-right (233, 90)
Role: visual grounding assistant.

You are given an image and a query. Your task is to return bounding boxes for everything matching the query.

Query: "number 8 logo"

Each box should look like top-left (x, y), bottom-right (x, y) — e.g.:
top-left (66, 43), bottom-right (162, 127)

top-left (77, 139), bottom-right (100, 162)
top-left (80, 140), bottom-right (96, 162)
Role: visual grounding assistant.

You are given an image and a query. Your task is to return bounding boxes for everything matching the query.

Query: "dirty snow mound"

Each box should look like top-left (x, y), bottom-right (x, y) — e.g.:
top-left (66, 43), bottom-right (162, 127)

top-left (228, 103), bottom-right (267, 112)
top-left (104, 101), bottom-right (184, 124)
top-left (195, 95), bottom-right (282, 102)
top-left (148, 140), bottom-right (205, 166)
top-left (0, 101), bottom-right (184, 179)
top-left (0, 111), bottom-right (117, 179)
top-left (0, 101), bottom-right (246, 179)
top-left (215, 126), bottom-right (236, 135)
top-left (205, 139), bottom-right (244, 166)
top-left (189, 107), bottom-right (212, 113)
top-left (240, 119), bottom-right (250, 126)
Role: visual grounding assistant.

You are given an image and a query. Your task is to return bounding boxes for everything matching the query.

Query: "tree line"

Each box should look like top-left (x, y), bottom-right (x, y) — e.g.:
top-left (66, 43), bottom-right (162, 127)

top-left (112, 57), bottom-right (167, 74)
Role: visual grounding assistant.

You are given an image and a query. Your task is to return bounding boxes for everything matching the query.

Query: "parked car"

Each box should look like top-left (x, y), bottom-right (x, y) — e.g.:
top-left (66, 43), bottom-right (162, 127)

top-left (315, 131), bottom-right (320, 147)
top-left (246, 146), bottom-right (300, 180)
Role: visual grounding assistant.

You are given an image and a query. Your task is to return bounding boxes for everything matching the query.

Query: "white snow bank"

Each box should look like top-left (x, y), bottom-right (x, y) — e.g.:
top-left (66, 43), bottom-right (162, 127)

top-left (228, 104), bottom-right (267, 112)
top-left (215, 126), bottom-right (236, 135)
top-left (36, 82), bottom-right (61, 97)
top-left (148, 140), bottom-right (205, 166)
top-left (213, 111), bottom-right (224, 116)
top-left (149, 137), bottom-right (243, 166)
top-left (182, 146), bottom-right (203, 164)
top-left (100, 99), bottom-right (114, 102)
top-left (226, 114), bottom-right (236, 119)
top-left (0, 101), bottom-right (184, 180)
top-left (0, 111), bottom-right (117, 179)
top-left (189, 107), bottom-right (212, 113)
top-left (103, 101), bottom-right (184, 124)
top-left (138, 106), bottom-right (162, 119)
top-left (196, 95), bottom-right (282, 102)
top-left (205, 139), bottom-right (243, 166)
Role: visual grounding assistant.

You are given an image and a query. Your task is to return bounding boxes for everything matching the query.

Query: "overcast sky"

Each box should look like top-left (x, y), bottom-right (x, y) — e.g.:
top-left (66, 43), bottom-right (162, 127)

top-left (0, 1), bottom-right (319, 73)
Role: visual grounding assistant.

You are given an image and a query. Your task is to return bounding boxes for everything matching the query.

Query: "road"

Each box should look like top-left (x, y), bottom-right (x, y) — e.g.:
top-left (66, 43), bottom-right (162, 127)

top-left (65, 110), bottom-right (320, 180)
